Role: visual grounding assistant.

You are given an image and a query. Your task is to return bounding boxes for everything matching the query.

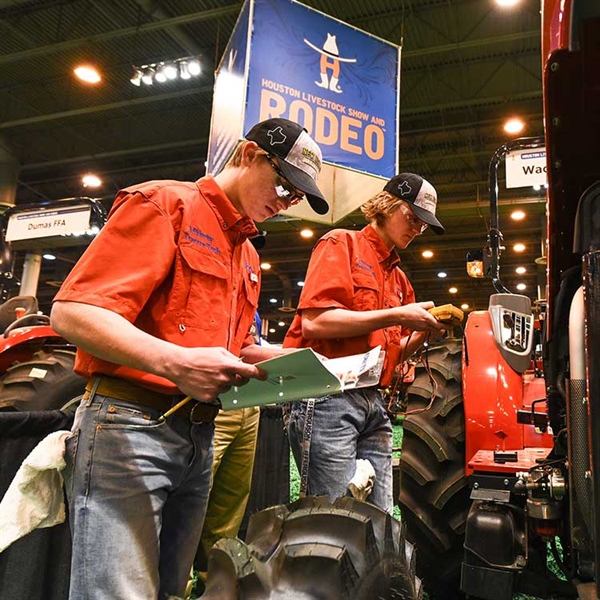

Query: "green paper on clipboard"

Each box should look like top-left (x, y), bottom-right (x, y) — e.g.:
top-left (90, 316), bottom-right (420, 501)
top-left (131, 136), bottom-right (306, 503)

top-left (219, 345), bottom-right (384, 410)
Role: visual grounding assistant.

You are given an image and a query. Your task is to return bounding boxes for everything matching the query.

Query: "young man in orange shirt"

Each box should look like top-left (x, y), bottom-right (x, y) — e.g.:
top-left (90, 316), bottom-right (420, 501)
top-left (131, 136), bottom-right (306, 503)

top-left (284, 173), bottom-right (445, 513)
top-left (51, 118), bottom-right (327, 600)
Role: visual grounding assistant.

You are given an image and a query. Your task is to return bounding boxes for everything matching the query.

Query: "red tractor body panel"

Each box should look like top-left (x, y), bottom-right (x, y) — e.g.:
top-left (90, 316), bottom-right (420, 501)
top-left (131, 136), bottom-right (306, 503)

top-left (0, 326), bottom-right (66, 373)
top-left (463, 311), bottom-right (552, 476)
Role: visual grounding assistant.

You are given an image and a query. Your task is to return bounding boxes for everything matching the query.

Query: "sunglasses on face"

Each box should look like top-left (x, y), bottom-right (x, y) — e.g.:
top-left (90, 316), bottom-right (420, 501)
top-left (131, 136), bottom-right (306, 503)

top-left (265, 155), bottom-right (305, 205)
top-left (400, 203), bottom-right (428, 234)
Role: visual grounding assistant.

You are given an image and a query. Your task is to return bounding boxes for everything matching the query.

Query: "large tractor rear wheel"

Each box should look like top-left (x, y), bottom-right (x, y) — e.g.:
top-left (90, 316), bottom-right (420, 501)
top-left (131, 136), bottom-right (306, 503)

top-left (202, 495), bottom-right (422, 599)
top-left (398, 338), bottom-right (468, 599)
top-left (0, 349), bottom-right (85, 411)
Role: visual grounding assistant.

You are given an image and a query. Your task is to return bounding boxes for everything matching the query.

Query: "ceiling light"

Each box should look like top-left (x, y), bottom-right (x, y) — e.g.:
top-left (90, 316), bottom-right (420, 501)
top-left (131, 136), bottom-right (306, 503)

top-left (269, 328), bottom-right (275, 333)
top-left (533, 184), bottom-right (541, 191)
top-left (503, 118), bottom-right (525, 135)
top-left (278, 321), bottom-right (285, 327)
top-left (179, 61), bottom-right (191, 80)
top-left (130, 68), bottom-right (143, 86)
top-left (515, 266), bottom-right (526, 274)
top-left (297, 281), bottom-right (305, 287)
top-left (510, 210), bottom-right (525, 221)
top-left (437, 271), bottom-right (447, 278)
top-left (496, 0), bottom-right (520, 6)
top-left (74, 65), bottom-right (101, 84)
top-left (82, 173), bottom-right (102, 188)
top-left (516, 283), bottom-right (527, 291)
top-left (154, 64), bottom-right (167, 83)
top-left (164, 63), bottom-right (178, 80)
top-left (260, 262), bottom-right (271, 270)
top-left (513, 243), bottom-right (526, 252)
top-left (141, 67), bottom-right (155, 85)
top-left (130, 57), bottom-right (201, 87)
top-left (269, 298), bottom-right (277, 303)
top-left (43, 254), bottom-right (56, 260)
top-left (422, 250), bottom-right (434, 259)
top-left (300, 228), bottom-right (314, 239)
top-left (188, 59), bottom-right (201, 76)
top-left (449, 287), bottom-right (458, 294)
top-left (461, 303), bottom-right (469, 310)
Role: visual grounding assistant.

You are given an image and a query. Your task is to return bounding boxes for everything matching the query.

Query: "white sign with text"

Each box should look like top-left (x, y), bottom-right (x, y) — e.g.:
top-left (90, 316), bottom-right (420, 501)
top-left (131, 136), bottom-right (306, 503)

top-left (506, 148), bottom-right (547, 188)
top-left (6, 205), bottom-right (92, 241)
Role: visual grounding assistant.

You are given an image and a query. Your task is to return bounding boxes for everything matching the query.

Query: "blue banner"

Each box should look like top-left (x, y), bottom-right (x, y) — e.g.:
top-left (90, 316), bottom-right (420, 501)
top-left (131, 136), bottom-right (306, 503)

top-left (245, 0), bottom-right (399, 178)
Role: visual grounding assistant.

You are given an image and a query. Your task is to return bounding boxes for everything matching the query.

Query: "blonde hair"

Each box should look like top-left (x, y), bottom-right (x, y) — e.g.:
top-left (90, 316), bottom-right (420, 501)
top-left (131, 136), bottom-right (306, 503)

top-left (360, 191), bottom-right (404, 225)
top-left (224, 141), bottom-right (269, 168)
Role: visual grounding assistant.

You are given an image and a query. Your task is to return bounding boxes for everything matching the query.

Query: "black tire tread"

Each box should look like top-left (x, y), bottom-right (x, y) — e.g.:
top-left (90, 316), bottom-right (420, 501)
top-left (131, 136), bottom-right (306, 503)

top-left (398, 339), bottom-right (468, 599)
top-left (0, 349), bottom-right (85, 411)
top-left (203, 496), bottom-right (423, 600)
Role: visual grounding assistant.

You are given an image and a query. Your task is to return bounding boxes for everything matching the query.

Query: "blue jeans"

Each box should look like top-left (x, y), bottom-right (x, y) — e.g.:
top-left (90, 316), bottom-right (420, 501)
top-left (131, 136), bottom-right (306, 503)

top-left (65, 394), bottom-right (213, 600)
top-left (288, 387), bottom-right (393, 513)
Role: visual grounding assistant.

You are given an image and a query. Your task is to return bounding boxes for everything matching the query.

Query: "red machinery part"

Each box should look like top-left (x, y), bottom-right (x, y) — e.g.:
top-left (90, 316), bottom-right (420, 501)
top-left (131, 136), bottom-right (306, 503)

top-left (463, 311), bottom-right (552, 476)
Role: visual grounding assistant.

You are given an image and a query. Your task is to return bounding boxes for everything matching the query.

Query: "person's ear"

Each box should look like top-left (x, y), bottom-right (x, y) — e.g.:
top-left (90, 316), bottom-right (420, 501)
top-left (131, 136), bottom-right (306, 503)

top-left (241, 141), bottom-right (262, 166)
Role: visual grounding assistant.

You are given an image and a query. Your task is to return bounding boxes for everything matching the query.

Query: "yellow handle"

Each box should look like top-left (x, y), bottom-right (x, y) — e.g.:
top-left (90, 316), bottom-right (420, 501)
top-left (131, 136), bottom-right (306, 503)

top-left (157, 395), bottom-right (192, 422)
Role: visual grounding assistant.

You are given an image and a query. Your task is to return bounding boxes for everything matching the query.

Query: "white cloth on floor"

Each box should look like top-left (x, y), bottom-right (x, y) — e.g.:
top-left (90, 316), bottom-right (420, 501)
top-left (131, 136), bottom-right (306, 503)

top-left (0, 430), bottom-right (71, 552)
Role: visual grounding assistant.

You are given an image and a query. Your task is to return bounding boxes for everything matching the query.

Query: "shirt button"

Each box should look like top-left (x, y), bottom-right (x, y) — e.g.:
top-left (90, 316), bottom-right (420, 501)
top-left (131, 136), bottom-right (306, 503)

top-left (179, 324), bottom-right (186, 332)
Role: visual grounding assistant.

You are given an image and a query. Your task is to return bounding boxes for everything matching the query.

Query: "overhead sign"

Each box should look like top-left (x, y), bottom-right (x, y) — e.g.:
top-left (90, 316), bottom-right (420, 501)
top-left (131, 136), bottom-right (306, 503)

top-left (207, 0), bottom-right (400, 224)
top-left (505, 148), bottom-right (547, 188)
top-left (6, 204), bottom-right (91, 242)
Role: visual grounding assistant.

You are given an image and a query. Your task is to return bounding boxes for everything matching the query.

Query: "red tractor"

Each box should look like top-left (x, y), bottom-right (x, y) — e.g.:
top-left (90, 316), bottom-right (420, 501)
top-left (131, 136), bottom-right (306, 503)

top-left (0, 197), bottom-right (106, 410)
top-left (398, 1), bottom-right (600, 598)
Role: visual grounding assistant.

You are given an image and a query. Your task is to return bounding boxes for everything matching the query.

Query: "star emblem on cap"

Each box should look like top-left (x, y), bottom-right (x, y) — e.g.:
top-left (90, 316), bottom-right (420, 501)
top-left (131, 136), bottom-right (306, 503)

top-left (267, 126), bottom-right (286, 145)
top-left (397, 181), bottom-right (412, 196)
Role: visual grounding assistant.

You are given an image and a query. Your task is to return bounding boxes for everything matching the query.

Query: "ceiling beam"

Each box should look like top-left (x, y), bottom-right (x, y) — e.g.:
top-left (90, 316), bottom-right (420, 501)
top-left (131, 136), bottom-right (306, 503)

top-left (0, 5), bottom-right (240, 65)
top-left (0, 87), bottom-right (212, 129)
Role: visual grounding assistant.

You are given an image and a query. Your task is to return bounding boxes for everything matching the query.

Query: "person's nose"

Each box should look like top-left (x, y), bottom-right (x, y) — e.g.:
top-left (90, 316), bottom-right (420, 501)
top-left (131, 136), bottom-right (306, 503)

top-left (275, 196), bottom-right (292, 211)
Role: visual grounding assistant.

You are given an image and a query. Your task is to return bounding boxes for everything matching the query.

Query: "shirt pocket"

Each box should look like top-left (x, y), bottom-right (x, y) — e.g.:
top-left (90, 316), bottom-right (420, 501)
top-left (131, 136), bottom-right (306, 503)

top-left (352, 271), bottom-right (379, 312)
top-left (178, 243), bottom-right (229, 330)
top-left (231, 267), bottom-right (260, 348)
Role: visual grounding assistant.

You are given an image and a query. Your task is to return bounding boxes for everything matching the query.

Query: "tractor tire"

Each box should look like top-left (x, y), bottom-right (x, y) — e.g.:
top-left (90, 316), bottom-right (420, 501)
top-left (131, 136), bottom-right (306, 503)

top-left (202, 495), bottom-right (422, 600)
top-left (398, 338), bottom-right (468, 599)
top-left (0, 349), bottom-right (85, 411)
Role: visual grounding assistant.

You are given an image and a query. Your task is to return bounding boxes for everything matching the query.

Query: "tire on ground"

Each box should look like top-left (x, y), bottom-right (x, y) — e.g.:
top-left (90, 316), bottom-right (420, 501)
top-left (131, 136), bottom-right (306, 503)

top-left (203, 495), bottom-right (423, 600)
top-left (0, 349), bottom-right (85, 411)
top-left (398, 338), bottom-right (468, 599)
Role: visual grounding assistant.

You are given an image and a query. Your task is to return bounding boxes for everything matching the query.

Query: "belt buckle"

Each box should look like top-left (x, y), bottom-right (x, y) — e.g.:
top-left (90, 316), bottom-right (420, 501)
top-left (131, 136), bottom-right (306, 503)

top-left (190, 401), bottom-right (221, 425)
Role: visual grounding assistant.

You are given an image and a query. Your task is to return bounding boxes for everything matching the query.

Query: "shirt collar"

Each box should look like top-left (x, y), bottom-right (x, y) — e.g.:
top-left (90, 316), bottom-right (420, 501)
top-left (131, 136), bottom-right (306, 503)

top-left (362, 224), bottom-right (400, 269)
top-left (196, 175), bottom-right (259, 241)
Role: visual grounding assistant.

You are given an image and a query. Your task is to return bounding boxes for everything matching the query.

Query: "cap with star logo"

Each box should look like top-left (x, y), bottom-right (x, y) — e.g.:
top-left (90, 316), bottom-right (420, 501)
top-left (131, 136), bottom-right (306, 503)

top-left (384, 172), bottom-right (445, 234)
top-left (245, 118), bottom-right (329, 215)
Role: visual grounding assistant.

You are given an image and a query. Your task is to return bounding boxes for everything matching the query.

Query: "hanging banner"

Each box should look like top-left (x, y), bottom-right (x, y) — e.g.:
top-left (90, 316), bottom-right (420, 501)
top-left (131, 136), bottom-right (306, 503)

top-left (506, 148), bottom-right (548, 188)
top-left (207, 0), bottom-right (401, 224)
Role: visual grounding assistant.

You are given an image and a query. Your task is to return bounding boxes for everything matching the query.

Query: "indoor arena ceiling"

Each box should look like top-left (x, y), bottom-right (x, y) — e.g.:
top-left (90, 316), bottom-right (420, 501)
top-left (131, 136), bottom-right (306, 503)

top-left (0, 0), bottom-right (547, 341)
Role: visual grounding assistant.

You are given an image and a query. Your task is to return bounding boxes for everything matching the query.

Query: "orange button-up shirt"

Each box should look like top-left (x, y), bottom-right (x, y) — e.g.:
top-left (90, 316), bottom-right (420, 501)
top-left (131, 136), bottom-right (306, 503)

top-left (283, 224), bottom-right (415, 387)
top-left (54, 176), bottom-right (260, 394)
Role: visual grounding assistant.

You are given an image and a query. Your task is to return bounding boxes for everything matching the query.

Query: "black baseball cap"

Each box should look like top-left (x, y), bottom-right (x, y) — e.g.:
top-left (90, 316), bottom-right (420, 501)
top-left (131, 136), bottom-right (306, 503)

top-left (245, 118), bottom-right (329, 215)
top-left (384, 173), bottom-right (445, 234)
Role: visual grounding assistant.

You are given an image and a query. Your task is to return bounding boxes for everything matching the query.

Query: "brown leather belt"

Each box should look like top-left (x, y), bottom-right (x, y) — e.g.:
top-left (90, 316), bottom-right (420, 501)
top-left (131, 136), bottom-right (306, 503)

top-left (84, 376), bottom-right (220, 424)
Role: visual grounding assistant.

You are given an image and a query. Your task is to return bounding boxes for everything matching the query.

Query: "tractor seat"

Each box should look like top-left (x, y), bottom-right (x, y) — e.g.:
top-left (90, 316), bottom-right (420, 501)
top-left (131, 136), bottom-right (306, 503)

top-left (0, 296), bottom-right (39, 332)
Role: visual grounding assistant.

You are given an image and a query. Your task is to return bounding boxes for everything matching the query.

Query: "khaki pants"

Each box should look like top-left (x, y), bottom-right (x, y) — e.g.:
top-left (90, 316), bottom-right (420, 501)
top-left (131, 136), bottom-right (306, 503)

top-left (194, 407), bottom-right (261, 574)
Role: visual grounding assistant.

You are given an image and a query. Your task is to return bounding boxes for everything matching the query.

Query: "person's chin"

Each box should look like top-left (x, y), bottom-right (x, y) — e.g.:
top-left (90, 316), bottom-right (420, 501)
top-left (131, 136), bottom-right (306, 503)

top-left (256, 206), bottom-right (278, 222)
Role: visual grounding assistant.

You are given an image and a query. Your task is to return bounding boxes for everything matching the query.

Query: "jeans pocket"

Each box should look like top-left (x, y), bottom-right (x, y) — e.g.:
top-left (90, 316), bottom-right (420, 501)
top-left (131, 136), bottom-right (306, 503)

top-left (64, 429), bottom-right (79, 497)
top-left (98, 400), bottom-right (163, 429)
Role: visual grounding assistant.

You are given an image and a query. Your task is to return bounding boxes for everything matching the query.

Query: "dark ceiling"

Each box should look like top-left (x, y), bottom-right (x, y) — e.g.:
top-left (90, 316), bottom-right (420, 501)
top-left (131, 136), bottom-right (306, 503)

top-left (0, 0), bottom-right (547, 342)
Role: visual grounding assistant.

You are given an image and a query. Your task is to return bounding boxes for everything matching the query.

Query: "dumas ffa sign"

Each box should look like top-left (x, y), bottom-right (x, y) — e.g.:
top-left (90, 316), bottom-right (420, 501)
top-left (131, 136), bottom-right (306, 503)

top-left (5, 204), bottom-right (92, 242)
top-left (505, 148), bottom-right (548, 189)
top-left (207, 0), bottom-right (401, 224)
